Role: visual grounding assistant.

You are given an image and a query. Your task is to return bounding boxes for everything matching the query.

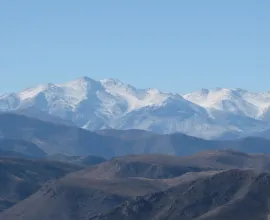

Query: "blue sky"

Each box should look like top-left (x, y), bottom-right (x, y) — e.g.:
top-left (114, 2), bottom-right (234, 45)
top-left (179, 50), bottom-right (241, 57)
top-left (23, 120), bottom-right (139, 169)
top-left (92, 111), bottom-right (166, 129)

top-left (0, 1), bottom-right (269, 93)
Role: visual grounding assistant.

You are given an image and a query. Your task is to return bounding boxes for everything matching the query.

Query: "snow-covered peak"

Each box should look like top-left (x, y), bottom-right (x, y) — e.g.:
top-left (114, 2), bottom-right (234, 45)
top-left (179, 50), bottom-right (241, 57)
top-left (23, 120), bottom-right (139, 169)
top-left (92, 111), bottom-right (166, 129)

top-left (101, 80), bottom-right (171, 111)
top-left (64, 76), bottom-right (101, 88)
top-left (200, 88), bottom-right (209, 95)
top-left (100, 78), bottom-right (126, 86)
top-left (76, 76), bottom-right (96, 82)
top-left (18, 83), bottom-right (55, 100)
top-left (184, 88), bottom-right (266, 118)
top-left (234, 88), bottom-right (248, 94)
top-left (146, 88), bottom-right (161, 94)
top-left (100, 78), bottom-right (137, 94)
top-left (185, 88), bottom-right (242, 105)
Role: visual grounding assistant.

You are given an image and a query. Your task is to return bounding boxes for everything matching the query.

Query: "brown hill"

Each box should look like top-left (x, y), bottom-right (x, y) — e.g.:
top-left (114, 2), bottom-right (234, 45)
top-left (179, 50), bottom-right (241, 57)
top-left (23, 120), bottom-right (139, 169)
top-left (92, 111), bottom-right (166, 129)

top-left (0, 157), bottom-right (83, 212)
top-left (72, 150), bottom-right (270, 179)
top-left (2, 150), bottom-right (270, 219)
top-left (5, 168), bottom-right (270, 220)
top-left (90, 169), bottom-right (270, 220)
top-left (0, 175), bottom-right (168, 220)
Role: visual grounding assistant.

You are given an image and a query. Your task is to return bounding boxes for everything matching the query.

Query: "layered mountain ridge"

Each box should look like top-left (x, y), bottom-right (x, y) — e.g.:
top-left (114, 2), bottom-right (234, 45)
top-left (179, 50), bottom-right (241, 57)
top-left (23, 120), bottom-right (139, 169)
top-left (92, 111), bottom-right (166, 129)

top-left (1, 76), bottom-right (270, 139)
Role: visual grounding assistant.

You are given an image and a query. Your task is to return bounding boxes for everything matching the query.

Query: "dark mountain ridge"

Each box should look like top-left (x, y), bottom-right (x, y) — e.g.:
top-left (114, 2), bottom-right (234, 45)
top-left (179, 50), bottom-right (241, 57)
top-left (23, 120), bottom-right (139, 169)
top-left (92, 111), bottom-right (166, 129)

top-left (1, 112), bottom-right (270, 159)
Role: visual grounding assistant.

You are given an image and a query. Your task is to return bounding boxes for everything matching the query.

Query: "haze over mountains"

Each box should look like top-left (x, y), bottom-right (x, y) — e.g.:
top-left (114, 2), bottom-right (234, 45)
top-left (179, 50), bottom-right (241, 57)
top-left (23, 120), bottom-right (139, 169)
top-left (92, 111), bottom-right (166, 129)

top-left (1, 76), bottom-right (270, 139)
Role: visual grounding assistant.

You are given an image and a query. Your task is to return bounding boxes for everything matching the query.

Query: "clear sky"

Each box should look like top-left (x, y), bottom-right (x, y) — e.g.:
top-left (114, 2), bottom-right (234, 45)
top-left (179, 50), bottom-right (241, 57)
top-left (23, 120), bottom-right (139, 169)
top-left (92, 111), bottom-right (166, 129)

top-left (0, 1), bottom-right (269, 93)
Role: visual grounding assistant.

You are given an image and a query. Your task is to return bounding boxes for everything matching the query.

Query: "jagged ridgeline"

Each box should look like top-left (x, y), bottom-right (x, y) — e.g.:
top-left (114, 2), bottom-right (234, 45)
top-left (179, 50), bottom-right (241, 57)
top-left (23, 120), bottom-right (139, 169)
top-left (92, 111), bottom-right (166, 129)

top-left (1, 77), bottom-right (270, 139)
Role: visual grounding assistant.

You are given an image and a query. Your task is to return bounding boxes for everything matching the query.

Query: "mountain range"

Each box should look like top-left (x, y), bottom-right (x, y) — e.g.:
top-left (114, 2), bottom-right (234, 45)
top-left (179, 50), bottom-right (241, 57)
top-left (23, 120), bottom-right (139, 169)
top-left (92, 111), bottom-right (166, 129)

top-left (1, 76), bottom-right (270, 139)
top-left (2, 76), bottom-right (270, 220)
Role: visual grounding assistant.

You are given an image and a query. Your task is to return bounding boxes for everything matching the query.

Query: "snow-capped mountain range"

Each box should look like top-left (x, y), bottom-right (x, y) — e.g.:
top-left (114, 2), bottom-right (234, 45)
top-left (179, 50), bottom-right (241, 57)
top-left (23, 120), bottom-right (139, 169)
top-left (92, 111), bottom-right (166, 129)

top-left (1, 76), bottom-right (270, 139)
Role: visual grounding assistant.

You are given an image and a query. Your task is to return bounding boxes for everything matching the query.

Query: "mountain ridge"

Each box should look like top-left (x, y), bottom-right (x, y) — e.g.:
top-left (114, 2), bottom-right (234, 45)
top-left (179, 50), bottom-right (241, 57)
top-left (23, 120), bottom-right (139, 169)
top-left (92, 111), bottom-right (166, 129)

top-left (1, 76), bottom-right (270, 139)
top-left (1, 112), bottom-right (270, 158)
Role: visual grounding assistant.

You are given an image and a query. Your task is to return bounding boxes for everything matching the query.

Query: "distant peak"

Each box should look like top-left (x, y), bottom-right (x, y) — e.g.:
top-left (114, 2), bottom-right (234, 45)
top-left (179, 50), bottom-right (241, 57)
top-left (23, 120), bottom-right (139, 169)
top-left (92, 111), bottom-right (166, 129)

top-left (100, 78), bottom-right (124, 85)
top-left (235, 88), bottom-right (248, 93)
top-left (46, 83), bottom-right (55, 88)
top-left (200, 88), bottom-right (209, 94)
top-left (67, 76), bottom-right (100, 86)
top-left (77, 76), bottom-right (95, 82)
top-left (146, 88), bottom-right (160, 94)
top-left (214, 87), bottom-right (223, 91)
top-left (100, 78), bottom-right (136, 90)
top-left (212, 87), bottom-right (234, 94)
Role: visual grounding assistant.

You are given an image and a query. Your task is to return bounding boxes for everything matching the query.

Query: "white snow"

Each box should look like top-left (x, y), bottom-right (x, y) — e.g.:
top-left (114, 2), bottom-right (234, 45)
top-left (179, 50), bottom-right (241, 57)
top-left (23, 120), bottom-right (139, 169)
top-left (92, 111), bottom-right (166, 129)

top-left (18, 84), bottom-right (50, 100)
top-left (184, 88), bottom-right (270, 118)
top-left (100, 78), bottom-right (170, 111)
